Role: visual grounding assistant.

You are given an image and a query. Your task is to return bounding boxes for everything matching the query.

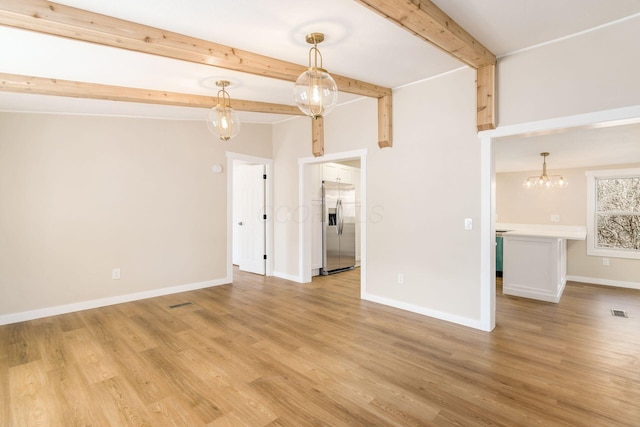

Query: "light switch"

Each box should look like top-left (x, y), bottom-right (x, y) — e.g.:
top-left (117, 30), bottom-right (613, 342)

top-left (464, 218), bottom-right (473, 230)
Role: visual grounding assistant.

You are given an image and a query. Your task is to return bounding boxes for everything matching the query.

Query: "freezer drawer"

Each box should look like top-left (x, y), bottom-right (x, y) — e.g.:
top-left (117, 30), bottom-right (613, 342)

top-left (324, 225), bottom-right (341, 273)
top-left (339, 222), bottom-right (356, 268)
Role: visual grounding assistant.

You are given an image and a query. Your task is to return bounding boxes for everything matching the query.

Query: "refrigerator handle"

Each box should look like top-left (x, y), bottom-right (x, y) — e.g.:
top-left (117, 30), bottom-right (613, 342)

top-left (337, 199), bottom-right (343, 235)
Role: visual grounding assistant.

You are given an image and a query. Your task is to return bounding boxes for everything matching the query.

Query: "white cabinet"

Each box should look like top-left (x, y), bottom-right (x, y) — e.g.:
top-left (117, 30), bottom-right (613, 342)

top-left (311, 163), bottom-right (324, 275)
top-left (311, 199), bottom-right (323, 271)
top-left (503, 236), bottom-right (567, 303)
top-left (338, 166), bottom-right (353, 183)
top-left (310, 163), bottom-right (323, 201)
top-left (499, 223), bottom-right (586, 303)
top-left (352, 170), bottom-right (361, 266)
top-left (322, 163), bottom-right (338, 182)
top-left (322, 162), bottom-right (356, 184)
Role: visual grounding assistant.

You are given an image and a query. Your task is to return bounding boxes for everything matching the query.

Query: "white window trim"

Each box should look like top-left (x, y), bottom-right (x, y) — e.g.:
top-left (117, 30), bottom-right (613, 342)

top-left (586, 168), bottom-right (640, 259)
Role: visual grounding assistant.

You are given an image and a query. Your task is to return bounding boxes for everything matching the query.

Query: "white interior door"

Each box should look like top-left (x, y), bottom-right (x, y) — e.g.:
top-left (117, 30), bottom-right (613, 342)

top-left (232, 168), bottom-right (242, 265)
top-left (235, 163), bottom-right (266, 275)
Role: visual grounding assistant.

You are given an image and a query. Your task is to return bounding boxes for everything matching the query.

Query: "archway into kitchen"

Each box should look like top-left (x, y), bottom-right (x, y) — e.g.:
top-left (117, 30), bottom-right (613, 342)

top-left (479, 105), bottom-right (640, 332)
top-left (299, 149), bottom-right (367, 297)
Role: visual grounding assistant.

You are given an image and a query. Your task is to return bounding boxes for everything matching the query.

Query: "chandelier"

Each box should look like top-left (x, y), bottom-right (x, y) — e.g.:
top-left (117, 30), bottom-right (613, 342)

top-left (208, 80), bottom-right (240, 141)
top-left (523, 152), bottom-right (568, 189)
top-left (293, 32), bottom-right (339, 119)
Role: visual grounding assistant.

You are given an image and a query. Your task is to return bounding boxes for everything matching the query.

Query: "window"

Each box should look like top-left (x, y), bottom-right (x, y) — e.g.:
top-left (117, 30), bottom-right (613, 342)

top-left (586, 168), bottom-right (640, 259)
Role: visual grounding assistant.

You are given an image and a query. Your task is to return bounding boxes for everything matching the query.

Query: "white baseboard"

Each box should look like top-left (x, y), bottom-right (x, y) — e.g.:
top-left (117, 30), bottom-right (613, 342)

top-left (362, 292), bottom-right (484, 330)
top-left (502, 278), bottom-right (566, 303)
top-left (0, 277), bottom-right (230, 326)
top-left (567, 275), bottom-right (640, 290)
top-left (272, 271), bottom-right (303, 283)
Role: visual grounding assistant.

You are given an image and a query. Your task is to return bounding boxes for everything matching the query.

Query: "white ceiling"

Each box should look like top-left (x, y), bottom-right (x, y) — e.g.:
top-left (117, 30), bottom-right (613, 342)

top-left (494, 121), bottom-right (640, 173)
top-left (1, 0), bottom-right (639, 167)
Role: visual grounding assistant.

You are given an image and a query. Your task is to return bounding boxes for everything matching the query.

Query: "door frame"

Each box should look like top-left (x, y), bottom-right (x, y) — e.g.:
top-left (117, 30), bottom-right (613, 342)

top-left (479, 105), bottom-right (640, 332)
top-left (298, 149), bottom-right (367, 296)
top-left (226, 152), bottom-right (273, 282)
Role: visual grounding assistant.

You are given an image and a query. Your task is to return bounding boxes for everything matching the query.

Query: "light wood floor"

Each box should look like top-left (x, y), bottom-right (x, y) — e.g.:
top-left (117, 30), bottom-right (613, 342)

top-left (2, 270), bottom-right (639, 426)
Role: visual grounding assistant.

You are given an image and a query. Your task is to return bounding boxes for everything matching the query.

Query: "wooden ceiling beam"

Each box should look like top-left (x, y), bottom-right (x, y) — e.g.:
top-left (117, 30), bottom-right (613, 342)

top-left (476, 65), bottom-right (496, 131)
top-left (0, 0), bottom-right (390, 99)
top-left (377, 94), bottom-right (393, 148)
top-left (353, 0), bottom-right (495, 68)
top-left (311, 118), bottom-right (325, 157)
top-left (0, 72), bottom-right (305, 115)
top-left (0, 0), bottom-right (394, 150)
top-left (353, 0), bottom-right (497, 130)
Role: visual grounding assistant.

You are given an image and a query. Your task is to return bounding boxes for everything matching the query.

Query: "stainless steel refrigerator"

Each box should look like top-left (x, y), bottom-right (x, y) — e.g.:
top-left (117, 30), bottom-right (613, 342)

top-left (320, 180), bottom-right (356, 275)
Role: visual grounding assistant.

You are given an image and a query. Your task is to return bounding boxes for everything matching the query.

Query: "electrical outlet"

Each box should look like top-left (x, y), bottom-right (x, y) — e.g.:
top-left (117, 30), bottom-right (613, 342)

top-left (464, 218), bottom-right (473, 230)
top-left (602, 258), bottom-right (610, 266)
top-left (112, 268), bottom-right (121, 280)
top-left (397, 273), bottom-right (404, 285)
top-left (551, 214), bottom-right (560, 222)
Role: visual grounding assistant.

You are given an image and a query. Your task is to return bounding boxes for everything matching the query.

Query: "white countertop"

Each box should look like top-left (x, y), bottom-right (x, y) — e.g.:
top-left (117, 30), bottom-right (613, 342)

top-left (496, 223), bottom-right (587, 240)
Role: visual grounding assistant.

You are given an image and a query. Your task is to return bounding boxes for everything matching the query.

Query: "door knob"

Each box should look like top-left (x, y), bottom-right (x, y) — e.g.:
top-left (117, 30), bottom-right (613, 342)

top-left (238, 221), bottom-right (243, 226)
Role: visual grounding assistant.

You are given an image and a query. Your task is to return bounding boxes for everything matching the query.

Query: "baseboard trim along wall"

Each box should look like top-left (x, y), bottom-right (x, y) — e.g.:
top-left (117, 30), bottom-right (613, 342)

top-left (272, 271), bottom-right (303, 283)
top-left (567, 275), bottom-right (640, 290)
top-left (362, 292), bottom-right (483, 330)
top-left (501, 279), bottom-right (566, 303)
top-left (0, 278), bottom-right (230, 326)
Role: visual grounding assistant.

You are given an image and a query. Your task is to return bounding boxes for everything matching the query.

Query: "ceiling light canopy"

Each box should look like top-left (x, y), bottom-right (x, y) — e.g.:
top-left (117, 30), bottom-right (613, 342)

top-left (293, 32), bottom-right (339, 119)
top-left (523, 152), bottom-right (568, 189)
top-left (208, 80), bottom-right (240, 141)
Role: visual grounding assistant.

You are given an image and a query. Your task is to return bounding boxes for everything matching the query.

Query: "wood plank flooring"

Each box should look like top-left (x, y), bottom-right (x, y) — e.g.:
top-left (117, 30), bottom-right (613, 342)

top-left (2, 270), bottom-right (639, 426)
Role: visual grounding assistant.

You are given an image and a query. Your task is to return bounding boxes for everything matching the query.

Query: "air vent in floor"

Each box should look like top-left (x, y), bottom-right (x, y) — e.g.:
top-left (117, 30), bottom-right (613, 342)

top-left (610, 309), bottom-right (628, 318)
top-left (168, 302), bottom-right (193, 309)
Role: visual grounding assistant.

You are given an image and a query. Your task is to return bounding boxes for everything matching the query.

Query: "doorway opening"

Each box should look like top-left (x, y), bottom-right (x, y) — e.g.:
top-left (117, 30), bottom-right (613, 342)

top-left (480, 106), bottom-right (640, 332)
top-left (299, 149), bottom-right (367, 297)
top-left (226, 152), bottom-right (273, 282)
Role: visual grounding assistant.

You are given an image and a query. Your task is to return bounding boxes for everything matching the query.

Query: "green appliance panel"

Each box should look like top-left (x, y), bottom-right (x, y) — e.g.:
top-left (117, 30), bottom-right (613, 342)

top-left (496, 236), bottom-right (504, 273)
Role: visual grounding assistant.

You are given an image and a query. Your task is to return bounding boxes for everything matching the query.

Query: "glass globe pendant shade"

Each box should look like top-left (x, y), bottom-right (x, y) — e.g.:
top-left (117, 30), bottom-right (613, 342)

top-left (536, 175), bottom-right (551, 188)
top-left (293, 67), bottom-right (338, 118)
top-left (294, 33), bottom-right (338, 119)
top-left (207, 80), bottom-right (240, 141)
top-left (208, 105), bottom-right (240, 141)
top-left (555, 176), bottom-right (568, 188)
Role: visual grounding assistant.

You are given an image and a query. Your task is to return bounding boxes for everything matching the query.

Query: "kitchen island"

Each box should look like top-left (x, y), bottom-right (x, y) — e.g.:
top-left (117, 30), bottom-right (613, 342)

top-left (497, 223), bottom-right (587, 303)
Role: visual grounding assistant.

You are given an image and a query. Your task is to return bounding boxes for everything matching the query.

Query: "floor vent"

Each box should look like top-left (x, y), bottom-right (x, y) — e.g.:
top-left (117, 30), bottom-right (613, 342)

top-left (610, 309), bottom-right (628, 318)
top-left (168, 302), bottom-right (193, 309)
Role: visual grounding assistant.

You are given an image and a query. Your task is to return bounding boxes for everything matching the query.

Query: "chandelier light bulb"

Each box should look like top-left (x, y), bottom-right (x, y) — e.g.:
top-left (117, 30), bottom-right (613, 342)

top-left (208, 80), bottom-right (241, 141)
top-left (523, 152), bottom-right (568, 190)
top-left (522, 153), bottom-right (569, 190)
top-left (293, 33), bottom-right (339, 119)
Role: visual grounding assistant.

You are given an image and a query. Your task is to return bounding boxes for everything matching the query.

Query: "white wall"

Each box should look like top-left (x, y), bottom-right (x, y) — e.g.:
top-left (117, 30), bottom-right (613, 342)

top-left (498, 15), bottom-right (640, 126)
top-left (0, 112), bottom-right (272, 322)
top-left (273, 68), bottom-right (484, 327)
top-left (367, 68), bottom-right (482, 323)
top-left (271, 117), bottom-right (312, 278)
